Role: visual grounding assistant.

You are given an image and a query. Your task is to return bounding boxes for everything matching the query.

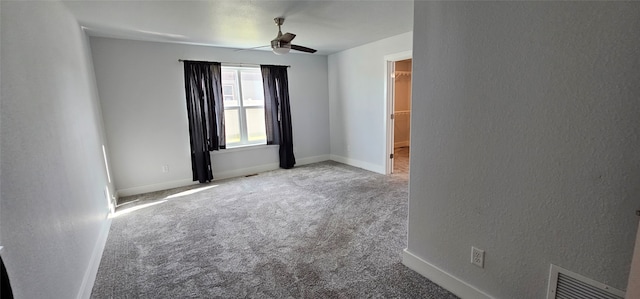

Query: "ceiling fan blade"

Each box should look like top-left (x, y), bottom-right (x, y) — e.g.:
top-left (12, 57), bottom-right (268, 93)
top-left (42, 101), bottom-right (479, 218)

top-left (291, 44), bottom-right (317, 53)
top-left (279, 32), bottom-right (296, 43)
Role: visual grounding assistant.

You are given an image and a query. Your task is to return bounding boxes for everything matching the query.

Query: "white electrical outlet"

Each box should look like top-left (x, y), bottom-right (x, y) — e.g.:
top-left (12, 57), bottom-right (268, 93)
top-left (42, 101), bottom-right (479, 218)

top-left (162, 165), bottom-right (169, 173)
top-left (471, 247), bottom-right (485, 268)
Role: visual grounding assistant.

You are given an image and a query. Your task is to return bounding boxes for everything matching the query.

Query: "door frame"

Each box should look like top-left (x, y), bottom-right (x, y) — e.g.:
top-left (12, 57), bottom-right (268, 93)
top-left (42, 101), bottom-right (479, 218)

top-left (626, 217), bottom-right (640, 298)
top-left (384, 51), bottom-right (412, 175)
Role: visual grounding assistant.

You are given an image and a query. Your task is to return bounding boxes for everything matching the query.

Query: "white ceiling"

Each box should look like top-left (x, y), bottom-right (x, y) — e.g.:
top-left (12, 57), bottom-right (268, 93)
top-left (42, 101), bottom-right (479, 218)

top-left (63, 0), bottom-right (414, 55)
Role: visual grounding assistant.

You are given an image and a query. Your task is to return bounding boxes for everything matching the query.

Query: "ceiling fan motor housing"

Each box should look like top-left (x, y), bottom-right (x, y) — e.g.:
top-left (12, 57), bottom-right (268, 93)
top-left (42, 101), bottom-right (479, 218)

top-left (271, 40), bottom-right (291, 55)
top-left (271, 40), bottom-right (289, 48)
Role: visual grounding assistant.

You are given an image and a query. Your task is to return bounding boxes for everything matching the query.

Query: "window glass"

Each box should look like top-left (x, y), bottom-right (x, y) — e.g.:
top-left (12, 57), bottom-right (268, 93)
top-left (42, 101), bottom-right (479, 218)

top-left (246, 108), bottom-right (266, 142)
top-left (224, 109), bottom-right (241, 144)
top-left (221, 72), bottom-right (239, 107)
top-left (241, 71), bottom-right (264, 107)
top-left (221, 66), bottom-right (267, 147)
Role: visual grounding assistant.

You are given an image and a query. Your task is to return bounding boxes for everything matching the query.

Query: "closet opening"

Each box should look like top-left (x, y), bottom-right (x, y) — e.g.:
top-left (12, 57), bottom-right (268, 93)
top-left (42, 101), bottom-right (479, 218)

top-left (384, 51), bottom-right (412, 175)
top-left (392, 59), bottom-right (411, 174)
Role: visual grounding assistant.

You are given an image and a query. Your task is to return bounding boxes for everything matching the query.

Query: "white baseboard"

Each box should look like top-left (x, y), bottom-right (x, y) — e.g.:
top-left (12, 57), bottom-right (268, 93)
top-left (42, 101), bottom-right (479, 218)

top-left (329, 154), bottom-right (385, 174)
top-left (296, 154), bottom-right (330, 166)
top-left (213, 154), bottom-right (329, 180)
top-left (117, 178), bottom-right (197, 197)
top-left (213, 163), bottom-right (280, 181)
top-left (77, 216), bottom-right (112, 299)
top-left (116, 155), bottom-right (330, 197)
top-left (402, 249), bottom-right (494, 299)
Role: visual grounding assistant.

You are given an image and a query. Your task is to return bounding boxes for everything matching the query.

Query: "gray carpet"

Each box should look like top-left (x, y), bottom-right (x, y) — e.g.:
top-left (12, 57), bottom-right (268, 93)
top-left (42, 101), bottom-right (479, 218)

top-left (91, 161), bottom-right (458, 298)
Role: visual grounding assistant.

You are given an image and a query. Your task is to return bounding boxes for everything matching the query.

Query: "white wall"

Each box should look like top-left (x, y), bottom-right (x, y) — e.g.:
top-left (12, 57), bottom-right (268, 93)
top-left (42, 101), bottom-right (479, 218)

top-left (1, 1), bottom-right (113, 298)
top-left (406, 2), bottom-right (640, 298)
top-left (328, 32), bottom-right (412, 173)
top-left (89, 38), bottom-right (330, 196)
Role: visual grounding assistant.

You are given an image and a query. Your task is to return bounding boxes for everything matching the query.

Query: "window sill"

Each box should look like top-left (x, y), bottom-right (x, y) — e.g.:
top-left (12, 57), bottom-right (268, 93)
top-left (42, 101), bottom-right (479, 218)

top-left (211, 144), bottom-right (277, 155)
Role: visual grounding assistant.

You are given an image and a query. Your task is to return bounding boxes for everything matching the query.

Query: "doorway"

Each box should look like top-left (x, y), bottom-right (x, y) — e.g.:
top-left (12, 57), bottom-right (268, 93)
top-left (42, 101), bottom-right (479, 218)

top-left (392, 59), bottom-right (412, 174)
top-left (384, 51), bottom-right (412, 175)
top-left (627, 217), bottom-right (640, 298)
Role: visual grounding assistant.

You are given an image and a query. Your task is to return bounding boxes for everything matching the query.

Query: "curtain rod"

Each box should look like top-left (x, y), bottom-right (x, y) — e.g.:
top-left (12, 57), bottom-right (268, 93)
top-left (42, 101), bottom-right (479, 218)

top-left (178, 59), bottom-right (290, 68)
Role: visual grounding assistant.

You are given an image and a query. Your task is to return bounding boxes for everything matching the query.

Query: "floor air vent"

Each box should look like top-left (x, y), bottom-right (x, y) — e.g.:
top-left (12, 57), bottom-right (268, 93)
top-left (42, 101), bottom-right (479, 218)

top-left (547, 264), bottom-right (625, 299)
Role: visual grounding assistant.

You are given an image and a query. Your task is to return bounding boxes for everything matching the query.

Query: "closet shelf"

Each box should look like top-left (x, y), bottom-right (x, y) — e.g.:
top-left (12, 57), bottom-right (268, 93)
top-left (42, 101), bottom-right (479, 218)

top-left (394, 71), bottom-right (412, 78)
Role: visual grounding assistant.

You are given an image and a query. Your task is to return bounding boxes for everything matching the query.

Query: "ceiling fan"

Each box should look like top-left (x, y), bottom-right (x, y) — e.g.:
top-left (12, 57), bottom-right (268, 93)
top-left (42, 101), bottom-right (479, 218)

top-left (270, 17), bottom-right (317, 55)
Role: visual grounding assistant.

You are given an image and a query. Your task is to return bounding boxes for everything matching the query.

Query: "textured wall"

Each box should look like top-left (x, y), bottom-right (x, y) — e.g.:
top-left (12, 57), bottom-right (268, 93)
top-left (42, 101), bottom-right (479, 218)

top-left (328, 32), bottom-right (412, 172)
top-left (408, 2), bottom-right (640, 298)
top-left (1, 1), bottom-right (112, 298)
top-left (90, 37), bottom-right (330, 194)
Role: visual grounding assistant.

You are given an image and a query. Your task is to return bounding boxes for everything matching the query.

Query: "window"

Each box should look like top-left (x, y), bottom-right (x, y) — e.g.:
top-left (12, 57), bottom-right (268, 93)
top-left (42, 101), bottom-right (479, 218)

top-left (221, 66), bottom-right (267, 147)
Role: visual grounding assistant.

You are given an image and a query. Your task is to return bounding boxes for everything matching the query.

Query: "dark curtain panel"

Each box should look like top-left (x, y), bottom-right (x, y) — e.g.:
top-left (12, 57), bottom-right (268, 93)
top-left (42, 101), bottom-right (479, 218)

top-left (261, 65), bottom-right (296, 169)
top-left (183, 61), bottom-right (225, 183)
top-left (1, 256), bottom-right (13, 299)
